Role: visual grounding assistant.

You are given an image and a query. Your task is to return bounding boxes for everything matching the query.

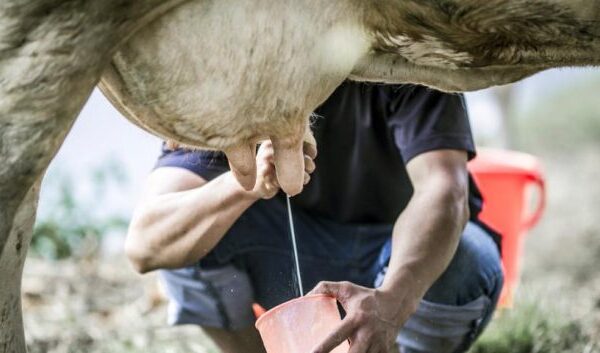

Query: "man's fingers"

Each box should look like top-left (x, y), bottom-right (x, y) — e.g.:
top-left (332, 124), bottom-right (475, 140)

top-left (311, 318), bottom-right (355, 353)
top-left (365, 342), bottom-right (387, 353)
top-left (304, 155), bottom-right (316, 174)
top-left (272, 135), bottom-right (305, 196)
top-left (225, 143), bottom-right (257, 190)
top-left (304, 141), bottom-right (318, 159)
top-left (308, 281), bottom-right (341, 297)
top-left (309, 281), bottom-right (355, 305)
top-left (347, 338), bottom-right (371, 353)
top-left (304, 172), bottom-right (311, 185)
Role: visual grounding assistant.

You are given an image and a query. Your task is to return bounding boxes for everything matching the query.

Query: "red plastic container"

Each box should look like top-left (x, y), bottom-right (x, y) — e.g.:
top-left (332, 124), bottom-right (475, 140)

top-left (255, 295), bottom-right (349, 353)
top-left (468, 148), bottom-right (546, 308)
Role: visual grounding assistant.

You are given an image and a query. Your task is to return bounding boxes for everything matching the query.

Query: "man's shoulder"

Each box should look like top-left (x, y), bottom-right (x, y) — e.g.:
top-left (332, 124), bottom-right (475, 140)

top-left (155, 143), bottom-right (229, 180)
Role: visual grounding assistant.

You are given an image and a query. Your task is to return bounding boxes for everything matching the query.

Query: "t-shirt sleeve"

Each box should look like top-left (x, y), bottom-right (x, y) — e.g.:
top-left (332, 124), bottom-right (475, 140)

top-left (154, 143), bottom-right (229, 181)
top-left (386, 85), bottom-right (476, 163)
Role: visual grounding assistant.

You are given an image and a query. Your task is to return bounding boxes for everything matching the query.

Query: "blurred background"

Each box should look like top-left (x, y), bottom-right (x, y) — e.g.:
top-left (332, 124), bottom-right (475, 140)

top-left (23, 69), bottom-right (600, 352)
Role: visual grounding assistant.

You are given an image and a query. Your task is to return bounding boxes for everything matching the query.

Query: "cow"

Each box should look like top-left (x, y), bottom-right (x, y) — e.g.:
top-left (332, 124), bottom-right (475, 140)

top-left (1, 0), bottom-right (599, 351)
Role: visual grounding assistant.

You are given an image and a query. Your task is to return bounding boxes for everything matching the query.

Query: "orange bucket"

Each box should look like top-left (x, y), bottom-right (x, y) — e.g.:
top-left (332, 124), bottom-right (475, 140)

top-left (255, 295), bottom-right (349, 353)
top-left (468, 148), bottom-right (546, 308)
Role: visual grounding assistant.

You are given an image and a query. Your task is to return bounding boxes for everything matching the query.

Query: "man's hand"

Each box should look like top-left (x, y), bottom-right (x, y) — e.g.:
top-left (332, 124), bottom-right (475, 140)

top-left (309, 281), bottom-right (420, 353)
top-left (250, 140), bottom-right (316, 199)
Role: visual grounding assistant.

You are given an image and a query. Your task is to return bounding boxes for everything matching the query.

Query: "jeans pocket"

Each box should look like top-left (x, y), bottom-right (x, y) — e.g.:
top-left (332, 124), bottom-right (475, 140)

top-left (398, 295), bottom-right (492, 353)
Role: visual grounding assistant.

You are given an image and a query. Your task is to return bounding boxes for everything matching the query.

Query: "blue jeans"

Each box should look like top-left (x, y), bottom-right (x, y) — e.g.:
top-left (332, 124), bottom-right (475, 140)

top-left (160, 197), bottom-right (503, 353)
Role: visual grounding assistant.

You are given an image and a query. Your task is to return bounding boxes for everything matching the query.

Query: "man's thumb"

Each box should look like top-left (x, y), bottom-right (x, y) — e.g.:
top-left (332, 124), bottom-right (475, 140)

top-left (309, 281), bottom-right (348, 300)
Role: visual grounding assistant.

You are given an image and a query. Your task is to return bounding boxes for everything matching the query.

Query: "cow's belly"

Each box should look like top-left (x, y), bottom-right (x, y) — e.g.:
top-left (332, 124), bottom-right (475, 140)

top-left (101, 0), bottom-right (369, 150)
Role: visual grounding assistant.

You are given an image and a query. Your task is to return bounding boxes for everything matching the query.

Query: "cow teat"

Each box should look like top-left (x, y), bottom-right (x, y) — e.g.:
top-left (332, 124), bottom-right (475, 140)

top-left (224, 124), bottom-right (316, 196)
top-left (271, 135), bottom-right (306, 196)
top-left (225, 143), bottom-right (258, 191)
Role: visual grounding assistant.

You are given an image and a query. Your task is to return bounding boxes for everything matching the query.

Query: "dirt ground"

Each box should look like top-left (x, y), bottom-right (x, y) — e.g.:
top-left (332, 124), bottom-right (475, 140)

top-left (21, 147), bottom-right (600, 352)
top-left (22, 257), bottom-right (215, 353)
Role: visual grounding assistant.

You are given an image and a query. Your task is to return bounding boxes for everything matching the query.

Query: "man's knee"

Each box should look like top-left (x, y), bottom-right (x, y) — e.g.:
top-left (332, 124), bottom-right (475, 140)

top-left (159, 264), bottom-right (256, 330)
top-left (424, 222), bottom-right (503, 307)
top-left (398, 294), bottom-right (496, 353)
top-left (397, 222), bottom-right (504, 353)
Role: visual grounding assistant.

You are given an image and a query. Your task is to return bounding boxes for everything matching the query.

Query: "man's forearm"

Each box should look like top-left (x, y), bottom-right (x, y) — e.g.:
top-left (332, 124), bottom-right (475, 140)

top-left (379, 189), bottom-right (469, 309)
top-left (308, 190), bottom-right (469, 353)
top-left (126, 172), bottom-right (258, 272)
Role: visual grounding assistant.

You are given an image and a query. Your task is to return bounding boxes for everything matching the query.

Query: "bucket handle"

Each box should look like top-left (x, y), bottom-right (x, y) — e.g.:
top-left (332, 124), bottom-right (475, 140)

top-left (522, 174), bottom-right (546, 231)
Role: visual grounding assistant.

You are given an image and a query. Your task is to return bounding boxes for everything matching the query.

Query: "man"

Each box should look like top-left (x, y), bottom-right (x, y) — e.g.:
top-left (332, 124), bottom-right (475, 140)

top-left (125, 82), bottom-right (503, 353)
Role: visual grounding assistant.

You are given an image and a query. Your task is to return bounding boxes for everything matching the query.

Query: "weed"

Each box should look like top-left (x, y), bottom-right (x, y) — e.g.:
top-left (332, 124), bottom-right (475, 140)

top-left (471, 292), bottom-right (592, 353)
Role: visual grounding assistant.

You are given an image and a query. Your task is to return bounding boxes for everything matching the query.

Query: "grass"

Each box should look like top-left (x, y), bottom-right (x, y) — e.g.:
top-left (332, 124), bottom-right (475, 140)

top-left (471, 291), bottom-right (597, 353)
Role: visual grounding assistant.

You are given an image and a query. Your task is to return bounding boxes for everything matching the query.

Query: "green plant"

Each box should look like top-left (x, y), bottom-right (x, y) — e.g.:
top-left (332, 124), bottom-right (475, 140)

top-left (470, 292), bottom-right (593, 353)
top-left (32, 159), bottom-right (130, 260)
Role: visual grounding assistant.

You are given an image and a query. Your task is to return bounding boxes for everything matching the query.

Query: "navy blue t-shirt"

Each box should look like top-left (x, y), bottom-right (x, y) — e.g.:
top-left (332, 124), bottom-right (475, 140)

top-left (156, 82), bottom-right (486, 227)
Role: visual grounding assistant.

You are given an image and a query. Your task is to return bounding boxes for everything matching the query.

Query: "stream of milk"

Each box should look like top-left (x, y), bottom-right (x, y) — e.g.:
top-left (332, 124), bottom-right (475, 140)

top-left (286, 195), bottom-right (304, 296)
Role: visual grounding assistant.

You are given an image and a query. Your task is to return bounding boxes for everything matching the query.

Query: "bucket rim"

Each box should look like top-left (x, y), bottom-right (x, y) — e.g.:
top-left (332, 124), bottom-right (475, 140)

top-left (468, 148), bottom-right (544, 177)
top-left (255, 294), bottom-right (334, 329)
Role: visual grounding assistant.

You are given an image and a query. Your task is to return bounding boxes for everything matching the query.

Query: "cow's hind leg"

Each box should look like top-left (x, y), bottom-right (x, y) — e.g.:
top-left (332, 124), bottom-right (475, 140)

top-left (0, 1), bottom-right (187, 352)
top-left (0, 77), bottom-right (85, 352)
top-left (0, 183), bottom-right (39, 353)
top-left (0, 64), bottom-right (90, 351)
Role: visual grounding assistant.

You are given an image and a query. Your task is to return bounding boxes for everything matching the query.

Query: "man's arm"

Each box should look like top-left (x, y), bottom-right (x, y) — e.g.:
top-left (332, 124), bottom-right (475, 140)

top-left (310, 149), bottom-right (469, 353)
top-left (125, 167), bottom-right (258, 273)
top-left (381, 149), bottom-right (470, 305)
top-left (125, 141), bottom-right (316, 273)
